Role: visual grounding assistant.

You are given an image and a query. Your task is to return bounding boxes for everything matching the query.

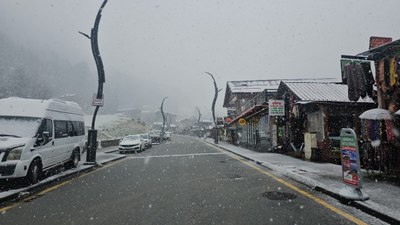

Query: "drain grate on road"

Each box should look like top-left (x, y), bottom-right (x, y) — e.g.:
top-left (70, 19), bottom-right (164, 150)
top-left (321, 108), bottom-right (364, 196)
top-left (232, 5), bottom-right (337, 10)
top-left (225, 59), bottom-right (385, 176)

top-left (262, 191), bottom-right (297, 201)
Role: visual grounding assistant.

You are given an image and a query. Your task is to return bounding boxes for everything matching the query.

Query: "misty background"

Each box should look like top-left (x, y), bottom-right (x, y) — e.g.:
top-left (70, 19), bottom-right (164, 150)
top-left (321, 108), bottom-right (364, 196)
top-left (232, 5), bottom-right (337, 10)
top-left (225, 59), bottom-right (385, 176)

top-left (0, 0), bottom-right (399, 120)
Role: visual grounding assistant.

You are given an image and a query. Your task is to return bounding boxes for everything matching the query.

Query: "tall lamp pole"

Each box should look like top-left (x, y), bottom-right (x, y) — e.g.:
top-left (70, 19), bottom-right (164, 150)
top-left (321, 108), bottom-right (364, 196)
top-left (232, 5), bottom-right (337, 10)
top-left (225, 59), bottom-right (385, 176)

top-left (160, 97), bottom-right (168, 142)
top-left (205, 72), bottom-right (222, 144)
top-left (79, 0), bottom-right (108, 163)
top-left (195, 106), bottom-right (201, 137)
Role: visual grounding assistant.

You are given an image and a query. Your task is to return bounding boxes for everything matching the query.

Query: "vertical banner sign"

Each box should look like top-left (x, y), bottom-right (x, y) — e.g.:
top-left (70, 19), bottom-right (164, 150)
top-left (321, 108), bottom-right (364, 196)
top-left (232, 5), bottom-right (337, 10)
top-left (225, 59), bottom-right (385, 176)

top-left (269, 100), bottom-right (285, 116)
top-left (340, 128), bottom-right (362, 189)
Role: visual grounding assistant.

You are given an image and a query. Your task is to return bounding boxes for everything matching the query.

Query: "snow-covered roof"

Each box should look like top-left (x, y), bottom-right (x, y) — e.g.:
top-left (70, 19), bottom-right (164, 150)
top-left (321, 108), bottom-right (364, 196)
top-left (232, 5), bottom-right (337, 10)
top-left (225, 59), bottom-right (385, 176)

top-left (227, 78), bottom-right (338, 94)
top-left (0, 97), bottom-right (83, 118)
top-left (281, 82), bottom-right (375, 103)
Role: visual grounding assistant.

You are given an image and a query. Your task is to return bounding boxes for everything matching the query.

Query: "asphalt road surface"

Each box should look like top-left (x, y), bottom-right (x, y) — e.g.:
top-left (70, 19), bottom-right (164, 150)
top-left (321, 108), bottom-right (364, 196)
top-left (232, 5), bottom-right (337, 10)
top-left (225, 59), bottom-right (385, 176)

top-left (0, 135), bottom-right (387, 225)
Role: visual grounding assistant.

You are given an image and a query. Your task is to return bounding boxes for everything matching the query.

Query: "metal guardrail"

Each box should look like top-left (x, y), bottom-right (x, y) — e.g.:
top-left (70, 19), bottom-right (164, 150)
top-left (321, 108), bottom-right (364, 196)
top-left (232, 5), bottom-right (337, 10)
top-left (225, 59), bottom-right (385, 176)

top-left (99, 139), bottom-right (120, 148)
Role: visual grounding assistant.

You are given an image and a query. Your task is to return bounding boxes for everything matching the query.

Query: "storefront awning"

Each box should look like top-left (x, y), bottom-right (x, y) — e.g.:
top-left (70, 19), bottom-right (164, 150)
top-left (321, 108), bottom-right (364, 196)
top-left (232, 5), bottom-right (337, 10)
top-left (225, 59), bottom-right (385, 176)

top-left (228, 104), bottom-right (265, 125)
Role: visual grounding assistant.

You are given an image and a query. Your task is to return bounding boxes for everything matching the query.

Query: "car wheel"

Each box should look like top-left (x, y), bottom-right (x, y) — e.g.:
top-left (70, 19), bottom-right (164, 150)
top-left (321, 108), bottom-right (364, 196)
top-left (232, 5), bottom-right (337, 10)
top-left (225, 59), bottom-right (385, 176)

top-left (26, 159), bottom-right (42, 185)
top-left (65, 149), bottom-right (80, 169)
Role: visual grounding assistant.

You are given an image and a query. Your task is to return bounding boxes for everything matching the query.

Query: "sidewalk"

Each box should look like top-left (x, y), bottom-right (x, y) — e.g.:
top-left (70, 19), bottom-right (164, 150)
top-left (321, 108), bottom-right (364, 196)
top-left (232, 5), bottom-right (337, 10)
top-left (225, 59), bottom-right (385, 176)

top-left (203, 138), bottom-right (400, 224)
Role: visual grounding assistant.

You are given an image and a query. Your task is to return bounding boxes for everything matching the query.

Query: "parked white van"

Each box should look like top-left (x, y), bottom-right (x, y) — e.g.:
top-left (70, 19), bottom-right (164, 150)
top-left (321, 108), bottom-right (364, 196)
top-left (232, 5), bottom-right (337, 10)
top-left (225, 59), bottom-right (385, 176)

top-left (0, 97), bottom-right (85, 184)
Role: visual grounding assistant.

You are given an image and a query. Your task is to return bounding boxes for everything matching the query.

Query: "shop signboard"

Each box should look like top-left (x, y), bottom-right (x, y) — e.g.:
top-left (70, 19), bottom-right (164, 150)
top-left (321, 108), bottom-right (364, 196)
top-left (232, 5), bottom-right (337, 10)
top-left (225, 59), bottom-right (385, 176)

top-left (369, 36), bottom-right (392, 49)
top-left (227, 107), bottom-right (236, 117)
top-left (340, 128), bottom-right (362, 188)
top-left (269, 100), bottom-right (285, 116)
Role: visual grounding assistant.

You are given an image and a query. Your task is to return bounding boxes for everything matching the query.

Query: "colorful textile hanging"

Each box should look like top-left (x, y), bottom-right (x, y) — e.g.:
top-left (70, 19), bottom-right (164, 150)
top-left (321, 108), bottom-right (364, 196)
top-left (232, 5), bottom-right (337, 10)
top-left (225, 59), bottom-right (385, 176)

top-left (364, 119), bottom-right (370, 140)
top-left (377, 60), bottom-right (386, 93)
top-left (369, 120), bottom-right (380, 141)
top-left (384, 58), bottom-right (391, 91)
top-left (390, 58), bottom-right (396, 87)
top-left (385, 120), bottom-right (394, 143)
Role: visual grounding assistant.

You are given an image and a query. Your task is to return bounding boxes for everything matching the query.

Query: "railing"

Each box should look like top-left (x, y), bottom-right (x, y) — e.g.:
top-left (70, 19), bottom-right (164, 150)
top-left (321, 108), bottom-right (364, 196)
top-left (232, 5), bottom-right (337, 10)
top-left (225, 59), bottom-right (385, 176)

top-left (240, 90), bottom-right (268, 112)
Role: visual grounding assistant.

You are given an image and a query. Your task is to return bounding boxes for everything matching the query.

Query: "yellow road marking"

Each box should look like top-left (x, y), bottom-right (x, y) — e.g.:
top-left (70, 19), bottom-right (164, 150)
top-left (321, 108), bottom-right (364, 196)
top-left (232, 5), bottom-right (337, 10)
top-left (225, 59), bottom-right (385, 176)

top-left (207, 143), bottom-right (367, 225)
top-left (0, 158), bottom-right (127, 213)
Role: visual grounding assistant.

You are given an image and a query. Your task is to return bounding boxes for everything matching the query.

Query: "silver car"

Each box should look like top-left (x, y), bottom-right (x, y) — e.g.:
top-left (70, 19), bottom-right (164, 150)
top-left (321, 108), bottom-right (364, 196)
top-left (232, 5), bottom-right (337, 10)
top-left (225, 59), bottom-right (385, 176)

top-left (140, 133), bottom-right (152, 149)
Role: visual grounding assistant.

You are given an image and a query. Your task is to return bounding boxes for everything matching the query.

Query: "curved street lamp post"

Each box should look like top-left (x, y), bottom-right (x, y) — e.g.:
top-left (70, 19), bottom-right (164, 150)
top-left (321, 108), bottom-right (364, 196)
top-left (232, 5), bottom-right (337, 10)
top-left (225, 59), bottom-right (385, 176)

top-left (79, 0), bottom-right (108, 163)
top-left (205, 72), bottom-right (222, 144)
top-left (160, 97), bottom-right (168, 142)
top-left (195, 106), bottom-right (201, 137)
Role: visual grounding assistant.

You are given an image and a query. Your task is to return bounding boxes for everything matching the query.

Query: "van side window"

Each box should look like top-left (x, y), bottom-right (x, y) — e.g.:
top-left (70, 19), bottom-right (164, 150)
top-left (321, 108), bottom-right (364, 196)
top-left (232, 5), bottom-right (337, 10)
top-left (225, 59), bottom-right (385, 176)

top-left (67, 121), bottom-right (75, 136)
top-left (79, 122), bottom-right (85, 135)
top-left (70, 121), bottom-right (83, 136)
top-left (55, 120), bottom-right (68, 138)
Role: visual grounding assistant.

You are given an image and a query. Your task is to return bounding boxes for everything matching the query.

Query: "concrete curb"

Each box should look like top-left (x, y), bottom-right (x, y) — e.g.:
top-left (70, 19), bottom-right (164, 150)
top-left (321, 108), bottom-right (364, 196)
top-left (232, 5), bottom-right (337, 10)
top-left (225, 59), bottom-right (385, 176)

top-left (203, 140), bottom-right (400, 225)
top-left (103, 149), bottom-right (119, 154)
top-left (0, 154), bottom-right (126, 204)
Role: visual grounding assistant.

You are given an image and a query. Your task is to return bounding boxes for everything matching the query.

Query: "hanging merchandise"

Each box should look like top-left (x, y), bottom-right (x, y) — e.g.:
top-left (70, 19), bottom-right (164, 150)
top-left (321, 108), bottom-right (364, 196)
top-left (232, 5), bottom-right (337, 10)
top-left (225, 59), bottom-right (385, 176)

top-left (385, 120), bottom-right (394, 143)
top-left (397, 57), bottom-right (400, 76)
top-left (377, 60), bottom-right (386, 94)
top-left (389, 58), bottom-right (396, 87)
top-left (361, 62), bottom-right (375, 97)
top-left (369, 120), bottom-right (380, 141)
top-left (345, 62), bottom-right (367, 101)
top-left (384, 58), bottom-right (391, 91)
top-left (363, 119), bottom-right (370, 140)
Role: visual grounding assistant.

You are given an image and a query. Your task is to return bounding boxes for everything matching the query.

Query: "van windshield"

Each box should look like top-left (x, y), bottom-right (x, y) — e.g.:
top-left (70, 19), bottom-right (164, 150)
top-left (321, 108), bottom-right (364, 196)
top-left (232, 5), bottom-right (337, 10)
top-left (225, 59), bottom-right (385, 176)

top-left (0, 116), bottom-right (41, 138)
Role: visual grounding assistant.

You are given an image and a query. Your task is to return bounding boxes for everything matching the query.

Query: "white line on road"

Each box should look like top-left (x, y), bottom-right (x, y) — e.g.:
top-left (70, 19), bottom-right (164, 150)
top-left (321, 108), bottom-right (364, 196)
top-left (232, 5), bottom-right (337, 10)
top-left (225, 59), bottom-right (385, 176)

top-left (126, 152), bottom-right (225, 159)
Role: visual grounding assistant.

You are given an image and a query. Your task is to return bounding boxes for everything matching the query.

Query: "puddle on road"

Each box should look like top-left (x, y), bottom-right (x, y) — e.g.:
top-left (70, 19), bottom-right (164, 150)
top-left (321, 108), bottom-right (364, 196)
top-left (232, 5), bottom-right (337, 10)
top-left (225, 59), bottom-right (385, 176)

top-left (262, 191), bottom-right (297, 201)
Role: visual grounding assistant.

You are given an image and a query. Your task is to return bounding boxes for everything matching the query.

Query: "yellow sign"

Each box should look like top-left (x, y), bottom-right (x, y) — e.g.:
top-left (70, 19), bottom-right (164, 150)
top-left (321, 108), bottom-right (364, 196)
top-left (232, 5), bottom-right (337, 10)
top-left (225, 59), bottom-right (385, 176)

top-left (238, 118), bottom-right (246, 126)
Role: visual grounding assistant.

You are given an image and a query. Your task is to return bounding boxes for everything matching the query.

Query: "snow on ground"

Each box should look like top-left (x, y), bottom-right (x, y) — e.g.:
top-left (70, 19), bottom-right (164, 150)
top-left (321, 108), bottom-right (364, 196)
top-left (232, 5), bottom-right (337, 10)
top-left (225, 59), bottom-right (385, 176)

top-left (84, 114), bottom-right (150, 140)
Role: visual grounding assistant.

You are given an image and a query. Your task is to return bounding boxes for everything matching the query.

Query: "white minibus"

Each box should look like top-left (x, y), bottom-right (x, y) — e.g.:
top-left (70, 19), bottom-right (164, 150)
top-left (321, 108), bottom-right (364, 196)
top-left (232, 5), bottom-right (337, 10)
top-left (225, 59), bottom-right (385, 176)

top-left (0, 97), bottom-right (85, 184)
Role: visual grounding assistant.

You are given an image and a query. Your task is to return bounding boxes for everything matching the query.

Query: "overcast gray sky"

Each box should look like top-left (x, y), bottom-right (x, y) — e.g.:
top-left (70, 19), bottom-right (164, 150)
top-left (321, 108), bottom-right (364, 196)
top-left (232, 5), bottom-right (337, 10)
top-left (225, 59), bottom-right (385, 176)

top-left (1, 0), bottom-right (399, 118)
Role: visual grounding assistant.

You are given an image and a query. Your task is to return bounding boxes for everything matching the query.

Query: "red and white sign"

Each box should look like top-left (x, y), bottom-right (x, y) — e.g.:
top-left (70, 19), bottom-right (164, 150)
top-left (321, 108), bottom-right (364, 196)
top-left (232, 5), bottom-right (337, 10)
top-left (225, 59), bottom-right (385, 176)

top-left (269, 100), bottom-right (285, 116)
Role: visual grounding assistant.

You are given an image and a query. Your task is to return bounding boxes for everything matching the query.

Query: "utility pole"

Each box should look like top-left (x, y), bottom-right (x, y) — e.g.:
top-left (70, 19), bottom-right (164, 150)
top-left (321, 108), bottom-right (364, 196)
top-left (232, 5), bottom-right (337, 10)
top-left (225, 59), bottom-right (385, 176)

top-left (160, 97), bottom-right (168, 142)
top-left (205, 72), bottom-right (222, 144)
top-left (79, 0), bottom-right (108, 164)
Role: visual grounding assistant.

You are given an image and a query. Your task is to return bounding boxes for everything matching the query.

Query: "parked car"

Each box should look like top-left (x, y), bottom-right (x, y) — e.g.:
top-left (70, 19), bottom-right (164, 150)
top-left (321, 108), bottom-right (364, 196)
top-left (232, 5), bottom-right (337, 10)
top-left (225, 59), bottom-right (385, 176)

top-left (0, 97), bottom-right (85, 184)
top-left (165, 132), bottom-right (172, 141)
top-left (140, 133), bottom-right (152, 149)
top-left (149, 130), bottom-right (162, 143)
top-left (119, 135), bottom-right (145, 153)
